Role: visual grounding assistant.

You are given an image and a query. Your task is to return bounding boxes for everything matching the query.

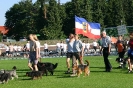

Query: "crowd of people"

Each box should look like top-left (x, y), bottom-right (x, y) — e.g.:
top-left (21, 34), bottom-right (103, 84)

top-left (1, 31), bottom-right (133, 74)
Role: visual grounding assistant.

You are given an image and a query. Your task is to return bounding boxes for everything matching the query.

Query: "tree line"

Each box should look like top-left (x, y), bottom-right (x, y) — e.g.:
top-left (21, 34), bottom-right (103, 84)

top-left (4, 0), bottom-right (133, 40)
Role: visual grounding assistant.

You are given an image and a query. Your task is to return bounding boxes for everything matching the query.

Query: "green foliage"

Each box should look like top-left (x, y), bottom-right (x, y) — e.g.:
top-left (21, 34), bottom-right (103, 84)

top-left (4, 0), bottom-right (133, 39)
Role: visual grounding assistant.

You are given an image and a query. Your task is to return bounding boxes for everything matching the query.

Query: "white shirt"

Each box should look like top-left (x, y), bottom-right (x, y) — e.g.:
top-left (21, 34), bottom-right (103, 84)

top-left (60, 43), bottom-right (64, 49)
top-left (44, 43), bottom-right (48, 49)
top-left (13, 46), bottom-right (18, 51)
top-left (17, 46), bottom-right (22, 51)
top-left (93, 42), bottom-right (98, 46)
top-left (56, 43), bottom-right (60, 48)
top-left (6, 46), bottom-right (9, 51)
top-left (36, 41), bottom-right (40, 48)
top-left (63, 44), bottom-right (67, 52)
top-left (82, 43), bottom-right (86, 48)
top-left (26, 42), bottom-right (30, 49)
top-left (85, 43), bottom-right (90, 48)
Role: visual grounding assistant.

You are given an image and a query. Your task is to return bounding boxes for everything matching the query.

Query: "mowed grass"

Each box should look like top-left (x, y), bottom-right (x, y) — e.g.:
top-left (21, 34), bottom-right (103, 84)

top-left (0, 56), bottom-right (133, 88)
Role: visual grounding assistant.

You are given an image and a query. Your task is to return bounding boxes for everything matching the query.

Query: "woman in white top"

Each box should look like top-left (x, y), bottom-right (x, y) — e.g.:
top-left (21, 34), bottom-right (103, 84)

top-left (33, 34), bottom-right (41, 62)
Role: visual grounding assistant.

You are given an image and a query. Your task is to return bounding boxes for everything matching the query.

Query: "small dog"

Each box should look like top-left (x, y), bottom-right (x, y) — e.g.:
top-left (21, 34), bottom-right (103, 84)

top-left (116, 57), bottom-right (126, 68)
top-left (26, 71), bottom-right (43, 80)
top-left (73, 60), bottom-right (90, 77)
top-left (36, 62), bottom-right (58, 75)
top-left (0, 70), bottom-right (11, 84)
top-left (0, 66), bottom-right (18, 80)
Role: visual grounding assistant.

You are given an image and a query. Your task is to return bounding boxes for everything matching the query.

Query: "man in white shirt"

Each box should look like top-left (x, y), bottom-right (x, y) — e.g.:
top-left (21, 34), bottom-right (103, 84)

top-left (56, 42), bottom-right (61, 56)
top-left (13, 44), bottom-right (18, 56)
top-left (44, 42), bottom-right (48, 52)
top-left (93, 40), bottom-right (98, 54)
top-left (85, 41), bottom-right (90, 55)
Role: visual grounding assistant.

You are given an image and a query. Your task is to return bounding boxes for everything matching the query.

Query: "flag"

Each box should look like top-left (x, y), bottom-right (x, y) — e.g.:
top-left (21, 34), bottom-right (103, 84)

top-left (75, 15), bottom-right (101, 39)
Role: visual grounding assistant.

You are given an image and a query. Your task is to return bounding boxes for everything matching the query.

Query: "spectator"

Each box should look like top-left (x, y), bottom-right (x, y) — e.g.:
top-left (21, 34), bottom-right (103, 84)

top-left (97, 38), bottom-right (102, 55)
top-left (9, 43), bottom-right (14, 57)
top-left (60, 41), bottom-right (64, 57)
top-left (17, 44), bottom-right (22, 56)
top-left (5, 44), bottom-right (9, 57)
top-left (56, 41), bottom-right (61, 56)
top-left (82, 40), bottom-right (86, 55)
top-left (93, 40), bottom-right (98, 54)
top-left (13, 44), bottom-right (18, 57)
top-left (63, 42), bottom-right (67, 55)
top-left (44, 42), bottom-right (48, 52)
top-left (85, 41), bottom-right (90, 55)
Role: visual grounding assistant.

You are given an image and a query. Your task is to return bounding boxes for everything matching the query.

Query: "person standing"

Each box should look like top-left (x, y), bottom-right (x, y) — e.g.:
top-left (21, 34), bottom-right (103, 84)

top-left (100, 31), bottom-right (112, 72)
top-left (93, 40), bottom-right (98, 55)
top-left (44, 42), bottom-right (48, 56)
top-left (33, 34), bottom-right (41, 62)
top-left (28, 34), bottom-right (38, 71)
top-left (116, 35), bottom-right (126, 68)
top-left (85, 41), bottom-right (90, 55)
top-left (65, 33), bottom-right (75, 74)
top-left (71, 34), bottom-right (84, 76)
top-left (9, 43), bottom-right (14, 57)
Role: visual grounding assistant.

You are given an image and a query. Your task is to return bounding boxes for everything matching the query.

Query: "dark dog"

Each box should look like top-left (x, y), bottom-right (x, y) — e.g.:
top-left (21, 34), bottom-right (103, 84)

top-left (37, 62), bottom-right (58, 75)
top-left (0, 70), bottom-right (11, 84)
top-left (0, 66), bottom-right (18, 80)
top-left (116, 57), bottom-right (126, 68)
top-left (26, 71), bottom-right (43, 80)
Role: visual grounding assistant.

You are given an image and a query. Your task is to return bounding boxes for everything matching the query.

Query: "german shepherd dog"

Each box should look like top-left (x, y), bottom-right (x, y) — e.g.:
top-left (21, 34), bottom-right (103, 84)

top-left (73, 60), bottom-right (90, 77)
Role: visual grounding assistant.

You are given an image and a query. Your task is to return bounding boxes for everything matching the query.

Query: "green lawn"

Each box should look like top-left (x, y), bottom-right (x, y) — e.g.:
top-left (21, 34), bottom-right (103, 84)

top-left (0, 56), bottom-right (132, 88)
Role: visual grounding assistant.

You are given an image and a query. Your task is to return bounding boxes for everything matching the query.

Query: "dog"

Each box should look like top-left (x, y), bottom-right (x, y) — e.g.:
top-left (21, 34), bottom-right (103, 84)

top-left (73, 60), bottom-right (90, 77)
top-left (26, 71), bottom-right (43, 80)
top-left (116, 57), bottom-right (127, 68)
top-left (0, 70), bottom-right (11, 84)
top-left (0, 66), bottom-right (18, 80)
top-left (34, 62), bottom-right (58, 75)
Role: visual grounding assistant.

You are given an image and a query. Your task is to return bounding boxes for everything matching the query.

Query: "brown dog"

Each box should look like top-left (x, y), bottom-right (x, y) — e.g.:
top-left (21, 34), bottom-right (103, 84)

top-left (73, 60), bottom-right (90, 77)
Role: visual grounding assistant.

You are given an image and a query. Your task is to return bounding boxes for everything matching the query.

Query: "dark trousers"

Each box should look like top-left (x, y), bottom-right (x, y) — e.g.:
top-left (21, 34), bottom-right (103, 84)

top-left (103, 47), bottom-right (112, 71)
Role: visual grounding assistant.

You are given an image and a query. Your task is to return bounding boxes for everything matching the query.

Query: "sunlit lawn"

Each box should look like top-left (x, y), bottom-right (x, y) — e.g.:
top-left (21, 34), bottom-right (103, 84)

top-left (0, 55), bottom-right (133, 88)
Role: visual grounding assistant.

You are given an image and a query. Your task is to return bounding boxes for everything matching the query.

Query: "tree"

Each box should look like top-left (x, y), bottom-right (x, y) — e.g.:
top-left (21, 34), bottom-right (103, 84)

top-left (41, 0), bottom-right (65, 39)
top-left (5, 0), bottom-right (39, 40)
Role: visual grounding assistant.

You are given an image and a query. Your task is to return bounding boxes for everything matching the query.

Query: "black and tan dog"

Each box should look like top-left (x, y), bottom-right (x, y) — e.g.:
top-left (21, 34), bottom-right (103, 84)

top-left (26, 71), bottom-right (43, 80)
top-left (0, 70), bottom-right (11, 84)
top-left (33, 62), bottom-right (58, 75)
top-left (73, 60), bottom-right (90, 77)
top-left (0, 66), bottom-right (18, 80)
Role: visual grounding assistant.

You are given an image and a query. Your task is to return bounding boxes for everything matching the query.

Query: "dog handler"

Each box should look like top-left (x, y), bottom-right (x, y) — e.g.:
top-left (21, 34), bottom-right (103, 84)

top-left (70, 34), bottom-right (84, 76)
top-left (100, 31), bottom-right (112, 72)
top-left (28, 34), bottom-right (39, 71)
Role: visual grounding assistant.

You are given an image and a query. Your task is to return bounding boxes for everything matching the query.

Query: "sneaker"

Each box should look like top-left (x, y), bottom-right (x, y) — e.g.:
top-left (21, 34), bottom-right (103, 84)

top-left (65, 70), bottom-right (71, 74)
top-left (70, 74), bottom-right (76, 77)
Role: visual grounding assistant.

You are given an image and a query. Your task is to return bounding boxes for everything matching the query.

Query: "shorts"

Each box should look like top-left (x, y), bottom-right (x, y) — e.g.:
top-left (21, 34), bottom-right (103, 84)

top-left (29, 51), bottom-right (38, 65)
top-left (118, 51), bottom-right (125, 58)
top-left (9, 51), bottom-right (13, 54)
top-left (66, 52), bottom-right (74, 58)
top-left (73, 52), bottom-right (81, 60)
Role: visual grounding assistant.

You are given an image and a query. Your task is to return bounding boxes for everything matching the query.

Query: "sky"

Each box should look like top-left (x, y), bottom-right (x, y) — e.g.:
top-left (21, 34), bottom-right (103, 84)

top-left (0, 0), bottom-right (71, 26)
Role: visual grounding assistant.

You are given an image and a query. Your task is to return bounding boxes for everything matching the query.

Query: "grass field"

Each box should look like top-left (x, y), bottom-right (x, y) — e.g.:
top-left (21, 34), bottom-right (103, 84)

top-left (0, 56), bottom-right (133, 88)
